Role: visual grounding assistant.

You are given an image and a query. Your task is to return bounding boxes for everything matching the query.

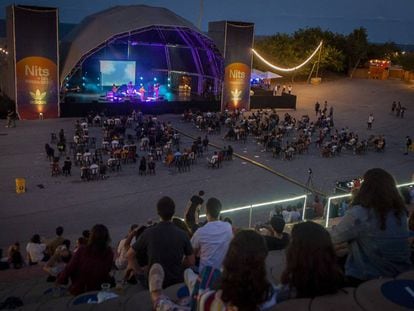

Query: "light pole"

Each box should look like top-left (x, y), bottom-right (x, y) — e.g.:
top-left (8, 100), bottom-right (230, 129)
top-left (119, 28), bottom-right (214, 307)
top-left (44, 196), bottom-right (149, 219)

top-left (197, 0), bottom-right (204, 30)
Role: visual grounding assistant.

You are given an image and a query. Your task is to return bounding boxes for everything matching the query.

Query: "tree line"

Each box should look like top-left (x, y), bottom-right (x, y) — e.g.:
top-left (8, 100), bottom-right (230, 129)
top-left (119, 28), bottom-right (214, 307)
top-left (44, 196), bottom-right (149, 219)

top-left (253, 27), bottom-right (414, 78)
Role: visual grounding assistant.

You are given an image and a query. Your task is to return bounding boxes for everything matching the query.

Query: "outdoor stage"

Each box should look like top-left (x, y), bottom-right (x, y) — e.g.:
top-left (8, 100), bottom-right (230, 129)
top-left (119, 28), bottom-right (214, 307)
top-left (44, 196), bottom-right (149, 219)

top-left (60, 90), bottom-right (296, 117)
top-left (60, 93), bottom-right (220, 117)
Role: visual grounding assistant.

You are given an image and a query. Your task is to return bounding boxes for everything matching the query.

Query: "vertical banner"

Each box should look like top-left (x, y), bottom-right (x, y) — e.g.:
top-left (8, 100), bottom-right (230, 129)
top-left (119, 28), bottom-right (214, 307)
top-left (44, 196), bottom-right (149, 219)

top-left (11, 5), bottom-right (59, 119)
top-left (221, 22), bottom-right (254, 111)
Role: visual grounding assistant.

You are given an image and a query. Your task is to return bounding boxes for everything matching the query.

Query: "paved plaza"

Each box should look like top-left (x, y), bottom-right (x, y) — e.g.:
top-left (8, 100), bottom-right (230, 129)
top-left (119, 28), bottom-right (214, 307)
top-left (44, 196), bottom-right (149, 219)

top-left (0, 78), bottom-right (413, 250)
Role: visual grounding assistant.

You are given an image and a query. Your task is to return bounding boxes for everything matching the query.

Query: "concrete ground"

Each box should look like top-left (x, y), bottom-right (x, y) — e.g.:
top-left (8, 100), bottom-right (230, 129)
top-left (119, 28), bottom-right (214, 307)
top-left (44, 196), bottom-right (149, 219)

top-left (0, 78), bottom-right (413, 252)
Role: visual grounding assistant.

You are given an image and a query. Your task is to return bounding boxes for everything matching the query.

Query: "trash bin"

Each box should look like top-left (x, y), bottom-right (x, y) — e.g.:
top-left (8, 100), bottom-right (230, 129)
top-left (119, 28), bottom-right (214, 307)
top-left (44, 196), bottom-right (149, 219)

top-left (15, 178), bottom-right (26, 194)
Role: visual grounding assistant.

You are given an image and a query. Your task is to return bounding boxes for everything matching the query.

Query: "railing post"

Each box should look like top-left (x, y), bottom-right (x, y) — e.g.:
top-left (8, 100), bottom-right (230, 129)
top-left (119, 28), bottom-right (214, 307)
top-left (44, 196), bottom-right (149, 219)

top-left (248, 205), bottom-right (253, 228)
top-left (325, 198), bottom-right (331, 228)
top-left (302, 195), bottom-right (308, 221)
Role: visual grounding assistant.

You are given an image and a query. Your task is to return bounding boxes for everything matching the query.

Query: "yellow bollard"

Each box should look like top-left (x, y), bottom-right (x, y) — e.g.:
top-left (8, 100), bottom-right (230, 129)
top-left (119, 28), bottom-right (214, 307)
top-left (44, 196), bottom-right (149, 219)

top-left (15, 178), bottom-right (26, 194)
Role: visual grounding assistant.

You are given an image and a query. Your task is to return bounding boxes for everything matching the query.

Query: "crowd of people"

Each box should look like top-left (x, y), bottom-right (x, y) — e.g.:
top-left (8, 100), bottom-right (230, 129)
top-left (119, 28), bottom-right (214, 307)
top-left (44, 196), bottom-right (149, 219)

top-left (182, 101), bottom-right (391, 163)
top-left (43, 111), bottom-right (235, 180)
top-left (1, 167), bottom-right (413, 310)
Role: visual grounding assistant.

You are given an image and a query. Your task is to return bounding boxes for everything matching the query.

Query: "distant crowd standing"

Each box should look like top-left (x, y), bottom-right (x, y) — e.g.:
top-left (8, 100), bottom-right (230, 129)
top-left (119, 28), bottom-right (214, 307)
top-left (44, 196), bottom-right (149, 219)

top-left (1, 167), bottom-right (413, 310)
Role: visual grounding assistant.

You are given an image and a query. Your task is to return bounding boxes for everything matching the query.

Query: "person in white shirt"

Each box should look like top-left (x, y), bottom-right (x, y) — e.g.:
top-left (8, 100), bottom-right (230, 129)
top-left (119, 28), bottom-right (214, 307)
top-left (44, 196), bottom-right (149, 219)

top-left (26, 234), bottom-right (47, 264)
top-left (191, 198), bottom-right (233, 273)
top-left (290, 207), bottom-right (302, 222)
top-left (281, 208), bottom-right (292, 223)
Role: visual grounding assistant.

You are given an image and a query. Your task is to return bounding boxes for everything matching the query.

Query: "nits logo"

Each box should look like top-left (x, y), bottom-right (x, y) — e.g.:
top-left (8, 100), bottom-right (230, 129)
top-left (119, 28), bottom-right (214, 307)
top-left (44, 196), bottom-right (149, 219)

top-left (25, 65), bottom-right (49, 77)
top-left (229, 69), bottom-right (245, 79)
top-left (30, 89), bottom-right (47, 105)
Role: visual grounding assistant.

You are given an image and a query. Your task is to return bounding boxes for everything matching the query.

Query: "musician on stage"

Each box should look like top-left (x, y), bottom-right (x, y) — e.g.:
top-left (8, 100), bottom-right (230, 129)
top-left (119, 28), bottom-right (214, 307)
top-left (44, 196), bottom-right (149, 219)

top-left (138, 86), bottom-right (146, 101)
top-left (112, 84), bottom-right (118, 94)
top-left (127, 81), bottom-right (134, 95)
top-left (153, 83), bottom-right (160, 99)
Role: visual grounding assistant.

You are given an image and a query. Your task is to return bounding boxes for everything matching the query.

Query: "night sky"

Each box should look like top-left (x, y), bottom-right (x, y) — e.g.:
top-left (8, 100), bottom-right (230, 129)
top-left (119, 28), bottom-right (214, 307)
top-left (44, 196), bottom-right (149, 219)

top-left (0, 0), bottom-right (413, 44)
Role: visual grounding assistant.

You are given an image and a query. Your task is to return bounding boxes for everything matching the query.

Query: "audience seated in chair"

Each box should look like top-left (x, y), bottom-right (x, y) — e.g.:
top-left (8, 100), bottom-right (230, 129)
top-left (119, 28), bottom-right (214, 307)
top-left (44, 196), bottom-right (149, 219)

top-left (208, 151), bottom-right (219, 168)
top-left (148, 159), bottom-right (156, 175)
top-left (139, 156), bottom-right (147, 175)
top-left (62, 157), bottom-right (72, 176)
top-left (99, 161), bottom-right (107, 179)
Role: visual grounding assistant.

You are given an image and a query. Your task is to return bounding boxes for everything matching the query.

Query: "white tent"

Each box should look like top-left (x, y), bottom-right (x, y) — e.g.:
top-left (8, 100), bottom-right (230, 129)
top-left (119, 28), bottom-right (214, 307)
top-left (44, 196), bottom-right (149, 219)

top-left (251, 69), bottom-right (282, 80)
top-left (60, 5), bottom-right (210, 83)
top-left (263, 71), bottom-right (282, 79)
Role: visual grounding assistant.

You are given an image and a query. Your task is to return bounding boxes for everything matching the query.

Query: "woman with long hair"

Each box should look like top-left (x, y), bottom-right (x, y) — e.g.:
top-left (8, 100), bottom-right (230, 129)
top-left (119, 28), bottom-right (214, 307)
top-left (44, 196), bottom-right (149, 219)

top-left (148, 230), bottom-right (276, 310)
top-left (219, 229), bottom-right (274, 310)
top-left (57, 224), bottom-right (114, 295)
top-left (279, 221), bottom-right (343, 300)
top-left (331, 168), bottom-right (411, 285)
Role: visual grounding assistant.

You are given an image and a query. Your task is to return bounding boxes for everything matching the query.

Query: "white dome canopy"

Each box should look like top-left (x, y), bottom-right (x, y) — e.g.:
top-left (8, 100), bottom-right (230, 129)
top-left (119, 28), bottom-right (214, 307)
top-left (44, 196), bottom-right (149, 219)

top-left (60, 5), bottom-right (216, 83)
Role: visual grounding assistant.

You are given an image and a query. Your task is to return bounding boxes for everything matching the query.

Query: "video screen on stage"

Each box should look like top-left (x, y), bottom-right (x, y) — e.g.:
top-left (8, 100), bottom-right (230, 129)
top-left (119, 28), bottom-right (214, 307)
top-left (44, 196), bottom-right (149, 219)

top-left (100, 60), bottom-right (136, 86)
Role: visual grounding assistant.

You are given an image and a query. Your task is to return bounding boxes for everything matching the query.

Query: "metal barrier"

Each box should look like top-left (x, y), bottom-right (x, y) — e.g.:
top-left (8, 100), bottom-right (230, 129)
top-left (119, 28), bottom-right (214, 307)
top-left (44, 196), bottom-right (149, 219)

top-left (199, 194), bottom-right (308, 228)
top-left (198, 181), bottom-right (413, 229)
top-left (324, 181), bottom-right (414, 228)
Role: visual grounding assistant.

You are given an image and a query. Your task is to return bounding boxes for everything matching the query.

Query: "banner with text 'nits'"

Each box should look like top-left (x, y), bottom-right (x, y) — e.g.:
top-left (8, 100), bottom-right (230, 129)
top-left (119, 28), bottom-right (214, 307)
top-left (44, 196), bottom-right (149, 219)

top-left (12, 5), bottom-right (59, 119)
top-left (221, 22), bottom-right (254, 111)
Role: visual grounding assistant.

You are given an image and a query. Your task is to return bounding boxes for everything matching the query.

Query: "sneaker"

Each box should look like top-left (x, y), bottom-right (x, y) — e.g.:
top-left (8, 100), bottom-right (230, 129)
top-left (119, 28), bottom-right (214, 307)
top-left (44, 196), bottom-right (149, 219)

top-left (149, 263), bottom-right (164, 292)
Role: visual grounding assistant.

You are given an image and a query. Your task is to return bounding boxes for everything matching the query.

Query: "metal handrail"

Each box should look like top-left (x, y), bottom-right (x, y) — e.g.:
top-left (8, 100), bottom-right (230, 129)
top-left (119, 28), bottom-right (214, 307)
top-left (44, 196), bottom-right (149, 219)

top-left (199, 194), bottom-right (308, 227)
top-left (324, 181), bottom-right (414, 227)
top-left (198, 181), bottom-right (413, 229)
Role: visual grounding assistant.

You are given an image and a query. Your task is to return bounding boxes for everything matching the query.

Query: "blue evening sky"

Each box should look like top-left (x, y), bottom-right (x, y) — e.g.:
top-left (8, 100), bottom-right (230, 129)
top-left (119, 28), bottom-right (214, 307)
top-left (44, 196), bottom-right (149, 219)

top-left (0, 0), bottom-right (413, 44)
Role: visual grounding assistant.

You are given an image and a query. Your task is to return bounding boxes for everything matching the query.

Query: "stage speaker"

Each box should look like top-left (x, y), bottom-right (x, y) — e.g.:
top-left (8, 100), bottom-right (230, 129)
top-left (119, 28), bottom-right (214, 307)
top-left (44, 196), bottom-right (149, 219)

top-left (208, 21), bottom-right (254, 111)
top-left (6, 5), bottom-right (60, 119)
